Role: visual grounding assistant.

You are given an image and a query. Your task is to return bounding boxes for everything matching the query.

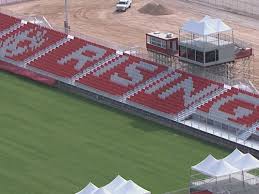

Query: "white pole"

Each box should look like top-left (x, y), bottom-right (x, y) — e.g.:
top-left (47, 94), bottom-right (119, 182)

top-left (64, 0), bottom-right (69, 33)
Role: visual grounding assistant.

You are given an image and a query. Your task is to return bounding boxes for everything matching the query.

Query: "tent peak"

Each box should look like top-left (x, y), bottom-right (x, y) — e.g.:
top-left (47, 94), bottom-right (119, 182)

top-left (181, 15), bottom-right (232, 36)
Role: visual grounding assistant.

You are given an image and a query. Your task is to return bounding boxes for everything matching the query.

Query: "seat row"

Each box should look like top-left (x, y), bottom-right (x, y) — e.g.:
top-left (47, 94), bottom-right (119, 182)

top-left (29, 37), bottom-right (115, 78)
top-left (76, 55), bottom-right (167, 96)
top-left (127, 70), bottom-right (223, 115)
top-left (0, 22), bottom-right (66, 61)
top-left (0, 12), bottom-right (20, 31)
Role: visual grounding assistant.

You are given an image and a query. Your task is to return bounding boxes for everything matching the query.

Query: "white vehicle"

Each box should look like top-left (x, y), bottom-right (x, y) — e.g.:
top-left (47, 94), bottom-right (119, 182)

top-left (116, 0), bottom-right (132, 12)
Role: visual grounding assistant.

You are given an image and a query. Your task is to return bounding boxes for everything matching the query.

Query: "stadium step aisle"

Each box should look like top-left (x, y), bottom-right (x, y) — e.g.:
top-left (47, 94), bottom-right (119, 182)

top-left (75, 54), bottom-right (167, 96)
top-left (0, 22), bottom-right (66, 62)
top-left (25, 37), bottom-right (70, 65)
top-left (28, 37), bottom-right (116, 78)
top-left (127, 69), bottom-right (223, 115)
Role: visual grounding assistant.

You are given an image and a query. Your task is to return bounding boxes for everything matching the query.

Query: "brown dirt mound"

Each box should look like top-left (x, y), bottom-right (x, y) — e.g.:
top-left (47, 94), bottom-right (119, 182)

top-left (138, 2), bottom-right (173, 16)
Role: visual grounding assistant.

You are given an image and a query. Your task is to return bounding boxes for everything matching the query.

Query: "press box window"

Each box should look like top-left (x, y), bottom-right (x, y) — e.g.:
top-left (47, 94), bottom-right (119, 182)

top-left (179, 46), bottom-right (187, 58)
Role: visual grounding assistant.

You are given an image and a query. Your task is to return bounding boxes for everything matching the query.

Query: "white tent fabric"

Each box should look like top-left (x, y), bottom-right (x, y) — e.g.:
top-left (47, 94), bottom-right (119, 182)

top-left (76, 182), bottom-right (99, 194)
top-left (76, 176), bottom-right (150, 194)
top-left (192, 155), bottom-right (239, 177)
top-left (192, 149), bottom-right (259, 178)
top-left (102, 175), bottom-right (127, 192)
top-left (114, 180), bottom-right (151, 194)
top-left (191, 154), bottom-right (218, 175)
top-left (230, 153), bottom-right (259, 171)
top-left (223, 148), bottom-right (245, 164)
top-left (93, 188), bottom-right (112, 194)
top-left (205, 160), bottom-right (240, 177)
top-left (182, 16), bottom-right (232, 35)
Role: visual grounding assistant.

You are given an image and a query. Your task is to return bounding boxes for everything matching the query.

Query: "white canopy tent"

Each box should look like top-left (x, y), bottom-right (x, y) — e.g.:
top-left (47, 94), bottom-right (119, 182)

top-left (76, 176), bottom-right (150, 194)
top-left (205, 160), bottom-right (240, 177)
top-left (229, 153), bottom-right (259, 171)
top-left (192, 149), bottom-right (259, 178)
top-left (114, 180), bottom-right (151, 194)
top-left (192, 155), bottom-right (239, 177)
top-left (222, 149), bottom-right (259, 171)
top-left (191, 155), bottom-right (218, 176)
top-left (223, 148), bottom-right (245, 164)
top-left (76, 183), bottom-right (98, 194)
top-left (181, 16), bottom-right (232, 36)
top-left (94, 188), bottom-right (112, 194)
top-left (102, 175), bottom-right (127, 193)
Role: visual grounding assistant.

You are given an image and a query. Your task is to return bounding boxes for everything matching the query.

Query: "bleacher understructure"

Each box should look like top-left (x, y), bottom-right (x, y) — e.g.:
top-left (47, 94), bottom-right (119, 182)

top-left (0, 13), bottom-right (258, 149)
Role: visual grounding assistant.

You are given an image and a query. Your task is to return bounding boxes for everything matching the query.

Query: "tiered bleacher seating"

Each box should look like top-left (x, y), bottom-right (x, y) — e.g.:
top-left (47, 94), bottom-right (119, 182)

top-left (76, 55), bottom-right (167, 96)
top-left (197, 88), bottom-right (259, 129)
top-left (0, 22), bottom-right (66, 61)
top-left (0, 12), bottom-right (20, 31)
top-left (128, 70), bottom-right (223, 114)
top-left (29, 37), bottom-right (115, 78)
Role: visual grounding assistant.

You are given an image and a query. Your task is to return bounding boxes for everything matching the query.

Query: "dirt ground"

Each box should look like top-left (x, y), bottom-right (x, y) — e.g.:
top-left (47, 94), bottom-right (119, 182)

top-left (1, 0), bottom-right (259, 79)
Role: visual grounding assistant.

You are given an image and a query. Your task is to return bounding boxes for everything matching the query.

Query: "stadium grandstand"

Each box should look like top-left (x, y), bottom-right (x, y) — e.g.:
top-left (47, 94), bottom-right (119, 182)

top-left (0, 11), bottom-right (258, 148)
top-left (0, 11), bottom-right (259, 194)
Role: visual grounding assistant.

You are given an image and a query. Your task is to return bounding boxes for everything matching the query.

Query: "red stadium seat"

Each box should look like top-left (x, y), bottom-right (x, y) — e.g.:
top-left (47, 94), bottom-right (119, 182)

top-left (29, 37), bottom-right (116, 78)
top-left (197, 88), bottom-right (259, 128)
top-left (128, 69), bottom-right (223, 115)
top-left (0, 22), bottom-right (66, 61)
top-left (0, 12), bottom-right (20, 31)
top-left (76, 54), bottom-right (167, 96)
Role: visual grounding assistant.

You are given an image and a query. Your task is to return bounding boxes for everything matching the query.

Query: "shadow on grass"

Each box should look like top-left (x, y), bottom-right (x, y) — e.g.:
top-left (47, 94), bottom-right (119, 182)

top-left (1, 71), bottom-right (230, 153)
top-left (129, 117), bottom-right (229, 152)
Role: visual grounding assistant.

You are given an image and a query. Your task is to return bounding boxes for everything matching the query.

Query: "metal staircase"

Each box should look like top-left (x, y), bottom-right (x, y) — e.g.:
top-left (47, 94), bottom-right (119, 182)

top-left (24, 37), bottom-right (71, 66)
top-left (238, 122), bottom-right (259, 141)
top-left (121, 69), bottom-right (174, 102)
top-left (71, 54), bottom-right (118, 84)
top-left (176, 88), bottom-right (228, 121)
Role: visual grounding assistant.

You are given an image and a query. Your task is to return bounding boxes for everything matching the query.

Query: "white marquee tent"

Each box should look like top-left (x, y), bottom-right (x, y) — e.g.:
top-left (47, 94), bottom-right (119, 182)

top-left (181, 16), bottom-right (232, 36)
top-left (114, 180), bottom-right (151, 194)
top-left (94, 188), bottom-right (112, 194)
top-left (192, 155), bottom-right (239, 177)
top-left (223, 148), bottom-right (245, 164)
top-left (192, 155), bottom-right (218, 175)
top-left (228, 153), bottom-right (259, 171)
top-left (205, 160), bottom-right (240, 177)
top-left (103, 175), bottom-right (127, 193)
top-left (192, 149), bottom-right (259, 178)
top-left (76, 183), bottom-right (98, 194)
top-left (76, 176), bottom-right (150, 194)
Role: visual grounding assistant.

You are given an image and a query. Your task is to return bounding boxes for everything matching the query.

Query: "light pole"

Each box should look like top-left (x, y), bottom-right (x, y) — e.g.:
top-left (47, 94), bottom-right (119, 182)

top-left (64, 0), bottom-right (69, 34)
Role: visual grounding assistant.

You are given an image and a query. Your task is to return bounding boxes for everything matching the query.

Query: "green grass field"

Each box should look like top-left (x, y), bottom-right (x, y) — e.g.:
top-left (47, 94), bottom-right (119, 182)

top-left (0, 71), bottom-right (229, 194)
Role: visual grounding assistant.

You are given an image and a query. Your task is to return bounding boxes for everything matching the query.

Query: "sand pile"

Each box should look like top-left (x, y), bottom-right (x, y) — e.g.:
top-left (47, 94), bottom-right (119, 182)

top-left (138, 1), bottom-right (173, 16)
